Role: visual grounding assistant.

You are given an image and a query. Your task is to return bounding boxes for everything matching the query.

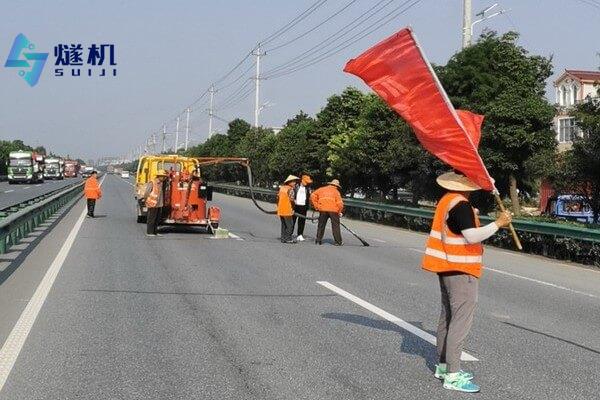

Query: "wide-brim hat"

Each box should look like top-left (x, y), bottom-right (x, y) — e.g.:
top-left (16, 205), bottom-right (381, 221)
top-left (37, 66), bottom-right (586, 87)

top-left (284, 174), bottom-right (300, 184)
top-left (156, 169), bottom-right (169, 177)
top-left (436, 172), bottom-right (480, 192)
top-left (328, 179), bottom-right (341, 188)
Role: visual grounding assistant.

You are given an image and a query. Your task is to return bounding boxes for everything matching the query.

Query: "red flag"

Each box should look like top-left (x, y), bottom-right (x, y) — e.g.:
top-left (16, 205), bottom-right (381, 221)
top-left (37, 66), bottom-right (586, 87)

top-left (343, 27), bottom-right (494, 191)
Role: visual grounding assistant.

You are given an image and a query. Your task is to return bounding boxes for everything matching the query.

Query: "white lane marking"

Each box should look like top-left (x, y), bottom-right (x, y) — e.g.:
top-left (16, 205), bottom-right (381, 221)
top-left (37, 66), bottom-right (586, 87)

top-left (317, 281), bottom-right (478, 362)
top-left (485, 267), bottom-right (599, 299)
top-left (409, 248), bottom-right (424, 253)
top-left (3, 190), bottom-right (14, 193)
top-left (0, 176), bottom-right (105, 391)
top-left (228, 232), bottom-right (244, 241)
top-left (407, 248), bottom-right (599, 299)
top-left (370, 238), bottom-right (386, 243)
top-left (35, 184), bottom-right (41, 187)
top-left (23, 187), bottom-right (30, 190)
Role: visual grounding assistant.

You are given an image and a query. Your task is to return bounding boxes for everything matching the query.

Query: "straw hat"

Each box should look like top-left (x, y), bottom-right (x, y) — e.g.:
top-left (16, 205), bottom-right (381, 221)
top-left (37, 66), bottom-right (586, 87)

top-left (156, 169), bottom-right (169, 177)
top-left (284, 175), bottom-right (300, 184)
top-left (328, 179), bottom-right (342, 188)
top-left (436, 172), bottom-right (480, 192)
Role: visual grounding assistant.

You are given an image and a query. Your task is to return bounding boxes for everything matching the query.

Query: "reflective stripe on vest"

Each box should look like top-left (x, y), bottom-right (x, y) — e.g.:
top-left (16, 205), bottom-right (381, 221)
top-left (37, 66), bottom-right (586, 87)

top-left (146, 180), bottom-right (161, 208)
top-left (421, 192), bottom-right (483, 277)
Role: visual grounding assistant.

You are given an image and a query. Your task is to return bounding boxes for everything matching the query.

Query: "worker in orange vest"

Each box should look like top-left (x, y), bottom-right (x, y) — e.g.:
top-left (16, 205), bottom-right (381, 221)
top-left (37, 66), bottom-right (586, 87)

top-left (310, 179), bottom-right (344, 245)
top-left (277, 175), bottom-right (299, 243)
top-left (83, 171), bottom-right (102, 218)
top-left (422, 171), bottom-right (511, 393)
top-left (144, 169), bottom-right (169, 236)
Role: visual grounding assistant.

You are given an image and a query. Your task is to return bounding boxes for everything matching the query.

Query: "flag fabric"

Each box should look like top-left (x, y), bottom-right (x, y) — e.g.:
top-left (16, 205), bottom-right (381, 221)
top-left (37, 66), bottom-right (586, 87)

top-left (343, 27), bottom-right (495, 191)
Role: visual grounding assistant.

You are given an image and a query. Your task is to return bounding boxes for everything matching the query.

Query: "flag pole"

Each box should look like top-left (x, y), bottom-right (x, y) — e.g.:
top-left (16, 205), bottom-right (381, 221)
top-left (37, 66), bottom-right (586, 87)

top-left (493, 191), bottom-right (522, 250)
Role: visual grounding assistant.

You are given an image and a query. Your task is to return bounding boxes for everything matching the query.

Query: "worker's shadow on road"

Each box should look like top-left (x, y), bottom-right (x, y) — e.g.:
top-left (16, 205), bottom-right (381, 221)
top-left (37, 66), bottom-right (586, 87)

top-left (322, 312), bottom-right (438, 372)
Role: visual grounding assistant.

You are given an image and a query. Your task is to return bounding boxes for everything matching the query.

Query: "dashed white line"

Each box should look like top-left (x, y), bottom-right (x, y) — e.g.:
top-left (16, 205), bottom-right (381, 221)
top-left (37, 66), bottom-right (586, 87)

top-left (317, 281), bottom-right (478, 362)
top-left (0, 176), bottom-right (105, 392)
top-left (3, 190), bottom-right (14, 193)
top-left (371, 238), bottom-right (386, 243)
top-left (228, 232), bottom-right (244, 241)
top-left (23, 186), bottom-right (30, 190)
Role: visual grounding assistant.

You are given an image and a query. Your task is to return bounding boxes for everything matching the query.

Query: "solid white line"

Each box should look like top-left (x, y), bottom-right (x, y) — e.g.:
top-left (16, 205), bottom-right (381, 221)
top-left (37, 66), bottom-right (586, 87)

top-left (317, 281), bottom-right (478, 362)
top-left (3, 190), bottom-right (14, 193)
top-left (485, 267), bottom-right (599, 299)
top-left (0, 176), bottom-right (105, 392)
top-left (407, 248), bottom-right (598, 299)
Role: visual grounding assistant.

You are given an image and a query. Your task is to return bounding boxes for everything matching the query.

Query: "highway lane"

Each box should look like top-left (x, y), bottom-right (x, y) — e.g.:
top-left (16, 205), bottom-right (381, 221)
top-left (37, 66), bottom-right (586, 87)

top-left (1, 174), bottom-right (599, 399)
top-left (0, 178), bottom-right (82, 210)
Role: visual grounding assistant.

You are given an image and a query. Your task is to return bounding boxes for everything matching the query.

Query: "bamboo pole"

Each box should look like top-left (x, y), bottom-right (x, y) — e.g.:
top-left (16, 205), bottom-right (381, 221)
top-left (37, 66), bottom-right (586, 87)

top-left (493, 192), bottom-right (523, 250)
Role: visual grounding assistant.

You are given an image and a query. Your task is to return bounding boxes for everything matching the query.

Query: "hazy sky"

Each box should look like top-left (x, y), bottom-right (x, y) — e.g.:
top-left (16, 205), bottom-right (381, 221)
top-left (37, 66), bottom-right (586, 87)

top-left (1, 0), bottom-right (599, 160)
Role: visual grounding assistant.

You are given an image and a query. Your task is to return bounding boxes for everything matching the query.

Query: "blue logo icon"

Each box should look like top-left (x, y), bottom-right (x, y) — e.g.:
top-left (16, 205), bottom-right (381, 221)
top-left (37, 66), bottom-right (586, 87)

top-left (4, 33), bottom-right (48, 87)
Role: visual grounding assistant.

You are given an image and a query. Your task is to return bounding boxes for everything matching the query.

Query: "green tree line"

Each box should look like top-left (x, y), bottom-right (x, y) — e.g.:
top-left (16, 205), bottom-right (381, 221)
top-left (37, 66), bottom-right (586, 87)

top-left (185, 31), bottom-right (599, 221)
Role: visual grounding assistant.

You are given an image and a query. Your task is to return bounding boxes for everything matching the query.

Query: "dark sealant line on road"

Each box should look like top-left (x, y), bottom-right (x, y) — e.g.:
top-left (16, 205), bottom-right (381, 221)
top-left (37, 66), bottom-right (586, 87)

top-left (79, 288), bottom-right (338, 297)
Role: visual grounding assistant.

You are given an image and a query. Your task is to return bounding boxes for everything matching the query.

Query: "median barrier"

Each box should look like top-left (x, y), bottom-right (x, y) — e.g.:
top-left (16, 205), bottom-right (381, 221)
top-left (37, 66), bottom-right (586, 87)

top-left (212, 183), bottom-right (600, 267)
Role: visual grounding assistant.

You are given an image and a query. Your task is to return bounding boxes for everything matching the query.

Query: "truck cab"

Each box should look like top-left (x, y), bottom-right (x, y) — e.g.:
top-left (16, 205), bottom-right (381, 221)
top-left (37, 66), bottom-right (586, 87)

top-left (546, 195), bottom-right (594, 224)
top-left (7, 151), bottom-right (44, 184)
top-left (44, 157), bottom-right (64, 180)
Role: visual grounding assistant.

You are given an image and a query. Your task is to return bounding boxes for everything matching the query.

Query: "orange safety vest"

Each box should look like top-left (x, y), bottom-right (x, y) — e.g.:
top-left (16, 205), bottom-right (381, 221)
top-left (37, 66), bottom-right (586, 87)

top-left (145, 179), bottom-right (162, 208)
top-left (421, 192), bottom-right (483, 278)
top-left (84, 177), bottom-right (102, 200)
top-left (277, 184), bottom-right (294, 217)
top-left (310, 185), bottom-right (343, 213)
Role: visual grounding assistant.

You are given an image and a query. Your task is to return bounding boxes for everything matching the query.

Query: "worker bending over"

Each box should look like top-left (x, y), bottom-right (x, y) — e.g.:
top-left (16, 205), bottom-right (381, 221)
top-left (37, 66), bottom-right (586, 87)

top-left (293, 174), bottom-right (313, 241)
top-left (422, 171), bottom-right (511, 393)
top-left (84, 170), bottom-right (102, 218)
top-left (311, 179), bottom-right (344, 246)
top-left (144, 169), bottom-right (169, 236)
top-left (277, 175), bottom-right (299, 243)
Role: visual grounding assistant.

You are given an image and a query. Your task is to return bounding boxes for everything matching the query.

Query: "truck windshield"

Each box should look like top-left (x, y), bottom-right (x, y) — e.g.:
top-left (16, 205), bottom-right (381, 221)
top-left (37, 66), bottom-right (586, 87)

top-left (10, 159), bottom-right (32, 166)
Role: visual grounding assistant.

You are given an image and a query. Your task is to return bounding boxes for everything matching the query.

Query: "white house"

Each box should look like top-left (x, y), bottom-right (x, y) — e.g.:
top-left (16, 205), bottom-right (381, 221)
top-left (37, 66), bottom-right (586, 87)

top-left (553, 69), bottom-right (600, 148)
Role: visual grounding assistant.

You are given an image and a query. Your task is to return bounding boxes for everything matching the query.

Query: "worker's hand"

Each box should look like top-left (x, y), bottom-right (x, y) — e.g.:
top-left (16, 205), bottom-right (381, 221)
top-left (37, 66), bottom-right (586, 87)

top-left (339, 213), bottom-right (343, 218)
top-left (495, 211), bottom-right (512, 228)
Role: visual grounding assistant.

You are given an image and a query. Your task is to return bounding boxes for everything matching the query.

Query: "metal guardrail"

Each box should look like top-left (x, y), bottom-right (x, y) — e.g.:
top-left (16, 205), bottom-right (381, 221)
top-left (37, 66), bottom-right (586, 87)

top-left (0, 182), bottom-right (84, 254)
top-left (0, 180), bottom-right (82, 219)
top-left (212, 183), bottom-right (600, 243)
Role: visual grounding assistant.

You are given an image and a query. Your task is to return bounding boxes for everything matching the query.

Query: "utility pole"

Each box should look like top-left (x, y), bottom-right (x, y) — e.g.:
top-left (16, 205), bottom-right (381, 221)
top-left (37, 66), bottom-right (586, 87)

top-left (253, 43), bottom-right (265, 128)
top-left (208, 85), bottom-right (215, 138)
top-left (462, 0), bottom-right (472, 48)
top-left (162, 124), bottom-right (166, 153)
top-left (175, 116), bottom-right (180, 153)
top-left (185, 107), bottom-right (190, 151)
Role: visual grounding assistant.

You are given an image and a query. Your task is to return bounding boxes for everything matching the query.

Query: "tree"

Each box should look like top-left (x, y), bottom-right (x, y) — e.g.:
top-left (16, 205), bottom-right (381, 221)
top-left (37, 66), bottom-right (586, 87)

top-left (436, 31), bottom-right (557, 215)
top-left (554, 87), bottom-right (600, 222)
top-left (0, 140), bottom-right (34, 174)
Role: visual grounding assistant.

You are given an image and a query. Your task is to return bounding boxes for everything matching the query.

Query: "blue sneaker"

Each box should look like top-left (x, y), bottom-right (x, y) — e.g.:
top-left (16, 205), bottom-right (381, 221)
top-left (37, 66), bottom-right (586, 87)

top-left (434, 364), bottom-right (473, 380)
top-left (443, 372), bottom-right (480, 393)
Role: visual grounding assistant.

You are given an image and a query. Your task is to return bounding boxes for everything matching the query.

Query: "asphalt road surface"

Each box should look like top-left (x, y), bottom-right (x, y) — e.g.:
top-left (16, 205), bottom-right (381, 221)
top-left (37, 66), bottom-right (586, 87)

top-left (0, 178), bottom-right (82, 210)
top-left (0, 174), bottom-right (598, 399)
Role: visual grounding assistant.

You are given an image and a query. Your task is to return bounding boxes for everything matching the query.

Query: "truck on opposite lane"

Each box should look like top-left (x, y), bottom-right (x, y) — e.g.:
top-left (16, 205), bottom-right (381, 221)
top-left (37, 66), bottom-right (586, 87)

top-left (43, 157), bottom-right (65, 180)
top-left (7, 151), bottom-right (45, 184)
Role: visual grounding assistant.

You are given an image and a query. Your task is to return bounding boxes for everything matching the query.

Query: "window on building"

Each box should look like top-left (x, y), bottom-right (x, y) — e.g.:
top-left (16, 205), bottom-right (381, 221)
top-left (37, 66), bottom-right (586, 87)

top-left (572, 84), bottom-right (578, 104)
top-left (558, 117), bottom-right (577, 143)
top-left (561, 85), bottom-right (568, 106)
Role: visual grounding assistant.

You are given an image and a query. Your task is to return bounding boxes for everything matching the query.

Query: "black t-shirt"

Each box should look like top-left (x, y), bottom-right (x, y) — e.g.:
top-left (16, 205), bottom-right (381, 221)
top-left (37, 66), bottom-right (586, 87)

top-left (447, 201), bottom-right (476, 235)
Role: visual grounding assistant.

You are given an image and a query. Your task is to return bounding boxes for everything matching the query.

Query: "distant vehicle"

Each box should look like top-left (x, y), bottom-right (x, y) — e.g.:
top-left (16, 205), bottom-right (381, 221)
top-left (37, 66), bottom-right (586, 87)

top-left (63, 160), bottom-right (80, 178)
top-left (546, 195), bottom-right (594, 223)
top-left (43, 157), bottom-right (64, 180)
top-left (81, 166), bottom-right (94, 177)
top-left (121, 171), bottom-right (130, 179)
top-left (7, 150), bottom-right (44, 184)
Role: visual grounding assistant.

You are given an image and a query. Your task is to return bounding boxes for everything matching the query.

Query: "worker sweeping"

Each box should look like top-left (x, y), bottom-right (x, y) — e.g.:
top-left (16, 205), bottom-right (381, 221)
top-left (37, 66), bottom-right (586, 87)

top-left (310, 179), bottom-right (344, 246)
top-left (83, 170), bottom-right (102, 218)
top-left (293, 174), bottom-right (313, 241)
top-left (144, 169), bottom-right (169, 237)
top-left (422, 171), bottom-right (511, 393)
top-left (277, 175), bottom-right (299, 243)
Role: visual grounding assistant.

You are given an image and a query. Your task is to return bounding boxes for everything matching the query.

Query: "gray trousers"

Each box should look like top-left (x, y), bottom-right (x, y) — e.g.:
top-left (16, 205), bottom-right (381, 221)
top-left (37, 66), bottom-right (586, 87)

top-left (437, 272), bottom-right (478, 373)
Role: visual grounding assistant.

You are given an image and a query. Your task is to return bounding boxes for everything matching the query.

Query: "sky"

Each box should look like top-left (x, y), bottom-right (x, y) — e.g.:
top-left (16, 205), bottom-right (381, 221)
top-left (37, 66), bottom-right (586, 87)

top-left (1, 0), bottom-right (599, 161)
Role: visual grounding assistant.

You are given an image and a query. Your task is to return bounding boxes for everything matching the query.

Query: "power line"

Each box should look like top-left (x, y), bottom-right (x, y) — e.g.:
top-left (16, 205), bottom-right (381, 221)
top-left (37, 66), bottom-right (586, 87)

top-left (259, 0), bottom-right (329, 46)
top-left (266, 0), bottom-right (360, 52)
top-left (262, 0), bottom-right (398, 78)
top-left (265, 0), bottom-right (424, 80)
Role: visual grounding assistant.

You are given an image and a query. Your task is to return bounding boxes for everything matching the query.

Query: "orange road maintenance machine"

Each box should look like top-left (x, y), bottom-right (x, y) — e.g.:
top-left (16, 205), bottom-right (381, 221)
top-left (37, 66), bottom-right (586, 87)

top-left (135, 155), bottom-right (249, 231)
